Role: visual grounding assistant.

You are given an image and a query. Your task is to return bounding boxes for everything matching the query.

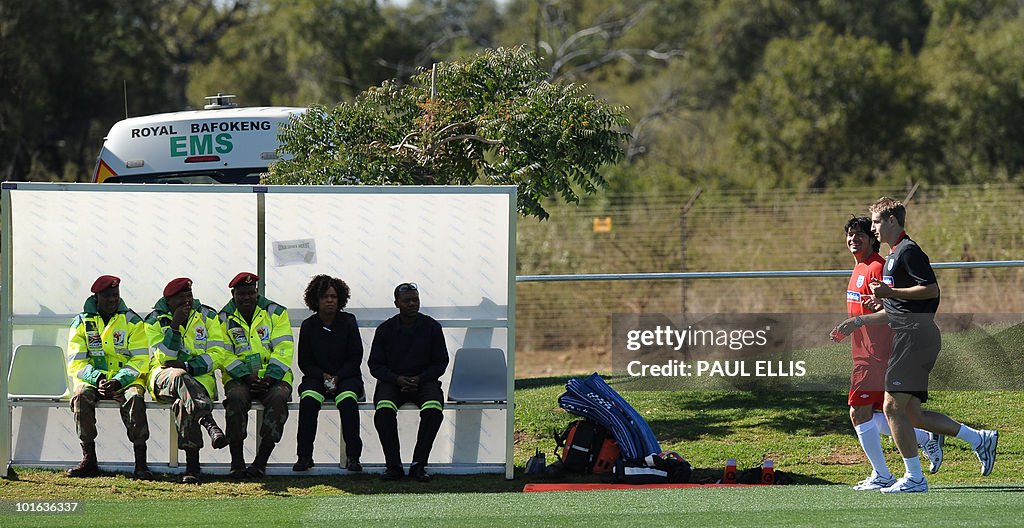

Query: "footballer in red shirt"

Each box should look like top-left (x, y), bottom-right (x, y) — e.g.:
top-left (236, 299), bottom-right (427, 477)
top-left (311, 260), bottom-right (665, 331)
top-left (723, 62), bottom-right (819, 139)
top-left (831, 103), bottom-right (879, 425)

top-left (832, 216), bottom-right (940, 491)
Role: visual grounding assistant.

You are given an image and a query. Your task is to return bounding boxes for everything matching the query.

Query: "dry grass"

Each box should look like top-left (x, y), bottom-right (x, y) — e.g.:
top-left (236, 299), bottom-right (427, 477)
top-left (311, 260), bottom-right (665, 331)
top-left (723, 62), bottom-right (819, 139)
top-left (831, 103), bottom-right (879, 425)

top-left (514, 183), bottom-right (1024, 365)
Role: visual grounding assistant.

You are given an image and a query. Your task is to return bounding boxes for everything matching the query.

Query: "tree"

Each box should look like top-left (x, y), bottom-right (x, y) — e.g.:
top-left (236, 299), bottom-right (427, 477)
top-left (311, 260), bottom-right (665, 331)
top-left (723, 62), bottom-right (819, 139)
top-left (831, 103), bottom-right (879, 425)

top-left (499, 0), bottom-right (684, 82)
top-left (0, 0), bottom-right (178, 181)
top-left (144, 0), bottom-right (255, 109)
top-left (189, 0), bottom-right (402, 105)
top-left (919, 15), bottom-right (1024, 181)
top-left (383, 0), bottom-right (504, 79)
top-left (816, 0), bottom-right (931, 54)
top-left (189, 0), bottom-right (504, 106)
top-left (926, 0), bottom-right (1022, 29)
top-left (727, 25), bottom-right (928, 188)
top-left (683, 0), bottom-right (931, 108)
top-left (266, 47), bottom-right (630, 219)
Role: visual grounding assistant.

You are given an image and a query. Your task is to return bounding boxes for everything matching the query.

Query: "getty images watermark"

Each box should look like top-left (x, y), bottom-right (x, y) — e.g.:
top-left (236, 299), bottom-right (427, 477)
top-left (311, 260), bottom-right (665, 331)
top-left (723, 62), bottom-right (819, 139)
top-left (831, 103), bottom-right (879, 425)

top-left (611, 313), bottom-right (1024, 391)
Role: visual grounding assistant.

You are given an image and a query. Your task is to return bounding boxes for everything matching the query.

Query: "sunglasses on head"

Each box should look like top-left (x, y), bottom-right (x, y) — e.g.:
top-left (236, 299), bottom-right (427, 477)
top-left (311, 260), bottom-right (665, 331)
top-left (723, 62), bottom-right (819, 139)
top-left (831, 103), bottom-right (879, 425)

top-left (396, 283), bottom-right (418, 293)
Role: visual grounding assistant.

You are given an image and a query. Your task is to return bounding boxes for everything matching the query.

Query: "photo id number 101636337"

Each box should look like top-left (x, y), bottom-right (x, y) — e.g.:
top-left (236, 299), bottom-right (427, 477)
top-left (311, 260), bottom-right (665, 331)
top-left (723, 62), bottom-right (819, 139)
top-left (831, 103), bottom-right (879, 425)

top-left (1, 501), bottom-right (83, 514)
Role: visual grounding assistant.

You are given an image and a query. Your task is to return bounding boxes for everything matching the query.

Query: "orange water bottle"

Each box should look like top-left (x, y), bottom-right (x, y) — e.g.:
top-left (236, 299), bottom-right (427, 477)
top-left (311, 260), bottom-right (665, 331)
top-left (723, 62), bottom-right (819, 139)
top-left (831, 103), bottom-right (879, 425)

top-left (761, 459), bottom-right (775, 484)
top-left (723, 458), bottom-right (737, 484)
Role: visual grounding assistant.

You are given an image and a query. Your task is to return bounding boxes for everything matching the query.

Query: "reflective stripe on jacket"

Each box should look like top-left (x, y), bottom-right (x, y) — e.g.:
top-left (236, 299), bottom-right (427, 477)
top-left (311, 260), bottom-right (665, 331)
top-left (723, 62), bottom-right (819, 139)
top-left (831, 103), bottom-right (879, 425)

top-left (145, 298), bottom-right (229, 399)
top-left (67, 297), bottom-right (150, 391)
top-left (218, 296), bottom-right (294, 385)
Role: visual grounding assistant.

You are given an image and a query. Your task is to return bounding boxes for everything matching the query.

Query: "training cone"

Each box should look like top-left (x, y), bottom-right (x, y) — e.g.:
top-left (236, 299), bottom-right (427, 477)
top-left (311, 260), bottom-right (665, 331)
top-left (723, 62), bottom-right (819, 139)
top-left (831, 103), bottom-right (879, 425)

top-left (761, 459), bottom-right (775, 484)
top-left (722, 458), bottom-right (737, 484)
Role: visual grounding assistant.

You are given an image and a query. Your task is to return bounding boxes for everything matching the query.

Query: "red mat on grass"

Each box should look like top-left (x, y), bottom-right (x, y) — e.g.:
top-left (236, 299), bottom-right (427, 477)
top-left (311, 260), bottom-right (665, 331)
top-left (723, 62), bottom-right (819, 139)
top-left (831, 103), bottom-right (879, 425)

top-left (523, 483), bottom-right (767, 492)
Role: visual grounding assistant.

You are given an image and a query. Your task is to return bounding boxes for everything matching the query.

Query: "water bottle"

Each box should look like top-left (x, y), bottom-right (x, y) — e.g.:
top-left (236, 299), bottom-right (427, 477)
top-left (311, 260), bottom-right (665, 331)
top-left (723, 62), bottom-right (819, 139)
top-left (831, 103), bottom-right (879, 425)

top-left (723, 458), bottom-right (737, 484)
top-left (761, 459), bottom-right (775, 484)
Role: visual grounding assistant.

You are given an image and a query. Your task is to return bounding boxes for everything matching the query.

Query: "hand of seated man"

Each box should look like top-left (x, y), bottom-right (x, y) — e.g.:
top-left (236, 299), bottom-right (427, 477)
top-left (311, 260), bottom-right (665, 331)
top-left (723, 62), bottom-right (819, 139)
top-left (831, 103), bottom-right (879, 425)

top-left (397, 375), bottom-right (419, 393)
top-left (250, 377), bottom-right (271, 398)
top-left (97, 378), bottom-right (122, 398)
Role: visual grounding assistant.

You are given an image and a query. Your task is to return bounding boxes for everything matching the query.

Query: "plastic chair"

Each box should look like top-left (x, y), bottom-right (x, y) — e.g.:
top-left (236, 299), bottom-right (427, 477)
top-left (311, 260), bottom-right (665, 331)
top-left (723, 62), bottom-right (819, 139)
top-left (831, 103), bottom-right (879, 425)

top-left (447, 347), bottom-right (507, 403)
top-left (7, 344), bottom-right (71, 400)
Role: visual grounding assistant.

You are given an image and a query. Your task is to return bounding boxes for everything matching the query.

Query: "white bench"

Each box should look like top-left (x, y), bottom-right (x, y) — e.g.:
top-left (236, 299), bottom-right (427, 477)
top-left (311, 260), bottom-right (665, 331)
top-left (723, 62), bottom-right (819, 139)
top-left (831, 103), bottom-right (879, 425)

top-left (7, 345), bottom-right (508, 472)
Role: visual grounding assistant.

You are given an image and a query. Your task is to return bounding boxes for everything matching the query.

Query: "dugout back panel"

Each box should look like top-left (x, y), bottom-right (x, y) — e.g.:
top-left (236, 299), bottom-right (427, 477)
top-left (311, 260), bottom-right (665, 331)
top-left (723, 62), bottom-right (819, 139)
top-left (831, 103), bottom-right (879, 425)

top-left (0, 183), bottom-right (516, 477)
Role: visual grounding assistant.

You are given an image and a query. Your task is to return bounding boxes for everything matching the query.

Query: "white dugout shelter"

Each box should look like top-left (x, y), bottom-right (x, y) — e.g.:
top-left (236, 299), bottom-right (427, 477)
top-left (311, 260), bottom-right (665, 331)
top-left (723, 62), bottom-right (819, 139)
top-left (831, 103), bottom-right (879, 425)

top-left (0, 183), bottom-right (516, 478)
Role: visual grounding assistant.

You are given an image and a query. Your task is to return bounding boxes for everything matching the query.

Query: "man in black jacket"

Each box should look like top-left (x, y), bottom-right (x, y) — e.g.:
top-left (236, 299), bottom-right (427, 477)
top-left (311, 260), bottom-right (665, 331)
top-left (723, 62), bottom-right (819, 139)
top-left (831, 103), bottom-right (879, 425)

top-left (368, 282), bottom-right (449, 482)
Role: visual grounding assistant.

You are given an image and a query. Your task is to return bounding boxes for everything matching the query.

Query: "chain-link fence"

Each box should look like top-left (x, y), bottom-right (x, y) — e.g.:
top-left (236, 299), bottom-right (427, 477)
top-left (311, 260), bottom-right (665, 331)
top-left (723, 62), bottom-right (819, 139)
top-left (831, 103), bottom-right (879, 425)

top-left (514, 183), bottom-right (1024, 375)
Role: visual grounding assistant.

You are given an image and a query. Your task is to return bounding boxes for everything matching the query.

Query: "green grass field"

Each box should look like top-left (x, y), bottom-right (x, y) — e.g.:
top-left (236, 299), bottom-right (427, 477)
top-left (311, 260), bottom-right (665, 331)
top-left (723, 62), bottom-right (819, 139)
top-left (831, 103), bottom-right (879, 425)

top-left (515, 378), bottom-right (1022, 486)
top-left (2, 377), bottom-right (1021, 527)
top-left (3, 485), bottom-right (1024, 527)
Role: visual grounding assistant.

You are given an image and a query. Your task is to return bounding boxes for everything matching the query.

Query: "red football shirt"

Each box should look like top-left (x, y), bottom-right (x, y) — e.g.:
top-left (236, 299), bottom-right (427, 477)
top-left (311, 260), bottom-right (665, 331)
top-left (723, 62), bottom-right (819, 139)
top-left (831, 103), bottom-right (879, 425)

top-left (847, 253), bottom-right (894, 365)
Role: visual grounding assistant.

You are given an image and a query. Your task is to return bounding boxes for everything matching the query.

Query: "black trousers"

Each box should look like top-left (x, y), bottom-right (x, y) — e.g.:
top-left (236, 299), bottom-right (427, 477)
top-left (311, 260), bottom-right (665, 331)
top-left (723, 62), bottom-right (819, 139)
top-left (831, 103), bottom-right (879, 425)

top-left (296, 376), bottom-right (363, 458)
top-left (372, 380), bottom-right (444, 468)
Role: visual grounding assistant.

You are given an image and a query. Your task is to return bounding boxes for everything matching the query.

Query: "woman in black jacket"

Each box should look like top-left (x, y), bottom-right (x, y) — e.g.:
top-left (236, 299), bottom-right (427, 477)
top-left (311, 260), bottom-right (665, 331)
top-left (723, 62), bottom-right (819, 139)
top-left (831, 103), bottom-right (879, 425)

top-left (293, 275), bottom-right (364, 472)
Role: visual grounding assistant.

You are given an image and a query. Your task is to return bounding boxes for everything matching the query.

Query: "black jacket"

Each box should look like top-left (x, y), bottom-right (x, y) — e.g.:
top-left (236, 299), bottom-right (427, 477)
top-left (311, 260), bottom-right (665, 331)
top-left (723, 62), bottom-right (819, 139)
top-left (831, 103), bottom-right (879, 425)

top-left (297, 311), bottom-right (363, 381)
top-left (367, 313), bottom-right (449, 384)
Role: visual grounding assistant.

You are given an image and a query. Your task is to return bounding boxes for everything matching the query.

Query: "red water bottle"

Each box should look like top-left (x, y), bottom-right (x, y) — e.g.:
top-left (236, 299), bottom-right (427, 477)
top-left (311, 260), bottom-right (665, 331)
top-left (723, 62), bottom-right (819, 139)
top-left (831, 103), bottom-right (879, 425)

top-left (830, 328), bottom-right (846, 342)
top-left (761, 459), bottom-right (775, 484)
top-left (723, 458), bottom-right (737, 484)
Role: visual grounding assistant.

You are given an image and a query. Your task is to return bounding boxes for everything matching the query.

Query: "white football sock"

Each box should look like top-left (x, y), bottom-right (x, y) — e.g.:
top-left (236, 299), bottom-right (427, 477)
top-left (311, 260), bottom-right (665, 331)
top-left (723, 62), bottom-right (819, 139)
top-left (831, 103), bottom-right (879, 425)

top-left (915, 428), bottom-right (930, 446)
top-left (872, 412), bottom-right (892, 435)
top-left (872, 412), bottom-right (930, 446)
top-left (854, 421), bottom-right (891, 478)
top-left (956, 423), bottom-right (983, 450)
top-left (902, 456), bottom-right (924, 479)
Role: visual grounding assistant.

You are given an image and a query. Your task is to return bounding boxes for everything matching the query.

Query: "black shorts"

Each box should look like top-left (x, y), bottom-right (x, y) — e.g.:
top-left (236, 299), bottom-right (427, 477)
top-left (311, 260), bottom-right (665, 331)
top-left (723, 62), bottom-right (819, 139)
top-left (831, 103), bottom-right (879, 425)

top-left (886, 324), bottom-right (941, 403)
top-left (373, 380), bottom-right (444, 411)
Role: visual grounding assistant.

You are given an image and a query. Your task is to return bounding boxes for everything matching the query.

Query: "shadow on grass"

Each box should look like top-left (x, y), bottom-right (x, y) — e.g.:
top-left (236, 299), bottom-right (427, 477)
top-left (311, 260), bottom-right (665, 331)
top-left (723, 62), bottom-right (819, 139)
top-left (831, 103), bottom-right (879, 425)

top-left (687, 467), bottom-right (835, 485)
top-left (251, 472), bottom-right (527, 495)
top-left (3, 466), bottom-right (526, 496)
top-left (174, 471), bottom-right (837, 495)
top-left (5, 465), bottom-right (841, 496)
top-left (647, 390), bottom-right (848, 443)
top-left (515, 375), bottom-right (574, 391)
top-left (517, 375), bottom-right (851, 441)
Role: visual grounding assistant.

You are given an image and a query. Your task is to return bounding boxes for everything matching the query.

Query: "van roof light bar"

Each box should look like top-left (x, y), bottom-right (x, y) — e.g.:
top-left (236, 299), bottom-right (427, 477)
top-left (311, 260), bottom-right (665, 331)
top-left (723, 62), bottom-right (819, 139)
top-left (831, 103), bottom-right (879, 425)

top-left (204, 93), bottom-right (238, 110)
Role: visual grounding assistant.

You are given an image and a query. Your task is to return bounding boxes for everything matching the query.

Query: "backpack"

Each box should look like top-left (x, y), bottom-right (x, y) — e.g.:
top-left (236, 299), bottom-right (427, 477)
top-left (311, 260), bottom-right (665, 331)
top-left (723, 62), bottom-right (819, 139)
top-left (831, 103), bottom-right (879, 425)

top-left (558, 374), bottom-right (661, 461)
top-left (553, 419), bottom-right (621, 474)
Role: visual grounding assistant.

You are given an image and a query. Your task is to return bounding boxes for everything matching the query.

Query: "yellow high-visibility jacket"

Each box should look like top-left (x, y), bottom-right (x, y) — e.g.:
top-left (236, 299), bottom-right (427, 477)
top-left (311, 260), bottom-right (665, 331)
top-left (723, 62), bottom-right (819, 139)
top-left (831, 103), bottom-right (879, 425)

top-left (145, 298), bottom-right (229, 400)
top-left (219, 296), bottom-right (295, 385)
top-left (67, 297), bottom-right (150, 391)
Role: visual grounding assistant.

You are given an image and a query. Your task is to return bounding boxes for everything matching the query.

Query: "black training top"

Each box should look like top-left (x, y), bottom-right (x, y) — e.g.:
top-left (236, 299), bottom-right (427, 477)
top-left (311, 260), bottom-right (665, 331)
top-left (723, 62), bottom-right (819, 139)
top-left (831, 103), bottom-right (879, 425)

top-left (297, 311), bottom-right (363, 380)
top-left (882, 234), bottom-right (940, 329)
top-left (368, 313), bottom-right (449, 385)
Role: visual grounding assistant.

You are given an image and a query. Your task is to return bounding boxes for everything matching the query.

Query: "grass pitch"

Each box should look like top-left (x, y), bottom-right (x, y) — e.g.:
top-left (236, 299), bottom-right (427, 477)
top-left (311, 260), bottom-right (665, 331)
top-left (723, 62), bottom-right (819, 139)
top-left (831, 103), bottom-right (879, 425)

top-left (3, 485), bottom-right (1024, 527)
top-left (2, 375), bottom-right (1021, 527)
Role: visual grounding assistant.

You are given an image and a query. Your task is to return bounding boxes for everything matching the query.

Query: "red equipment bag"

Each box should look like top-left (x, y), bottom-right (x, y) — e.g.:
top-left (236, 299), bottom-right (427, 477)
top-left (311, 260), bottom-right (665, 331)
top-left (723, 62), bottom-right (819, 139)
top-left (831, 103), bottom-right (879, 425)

top-left (554, 419), bottom-right (621, 474)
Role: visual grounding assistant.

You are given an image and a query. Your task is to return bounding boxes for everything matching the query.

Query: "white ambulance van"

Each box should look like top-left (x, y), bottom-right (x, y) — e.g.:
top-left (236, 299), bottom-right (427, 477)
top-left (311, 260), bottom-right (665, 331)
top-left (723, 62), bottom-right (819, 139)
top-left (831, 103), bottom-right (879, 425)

top-left (93, 94), bottom-right (305, 184)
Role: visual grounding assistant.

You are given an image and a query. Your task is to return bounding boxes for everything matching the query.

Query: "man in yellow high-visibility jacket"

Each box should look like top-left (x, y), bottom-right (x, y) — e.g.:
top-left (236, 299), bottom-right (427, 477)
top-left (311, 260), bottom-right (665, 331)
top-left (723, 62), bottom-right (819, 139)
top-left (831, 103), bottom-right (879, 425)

top-left (219, 272), bottom-right (294, 479)
top-left (145, 277), bottom-right (229, 484)
top-left (66, 275), bottom-right (152, 480)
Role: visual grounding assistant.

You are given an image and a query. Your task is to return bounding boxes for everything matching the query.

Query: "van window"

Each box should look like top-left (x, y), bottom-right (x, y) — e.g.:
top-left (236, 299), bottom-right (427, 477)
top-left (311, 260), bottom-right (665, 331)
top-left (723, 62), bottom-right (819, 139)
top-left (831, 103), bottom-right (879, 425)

top-left (102, 169), bottom-right (265, 184)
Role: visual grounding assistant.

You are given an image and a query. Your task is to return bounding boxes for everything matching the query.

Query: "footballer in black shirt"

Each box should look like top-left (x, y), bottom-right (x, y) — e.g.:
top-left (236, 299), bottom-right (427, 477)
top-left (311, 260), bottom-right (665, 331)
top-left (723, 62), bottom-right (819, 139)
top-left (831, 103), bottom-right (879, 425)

top-left (852, 197), bottom-right (999, 493)
top-left (879, 233), bottom-right (940, 329)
